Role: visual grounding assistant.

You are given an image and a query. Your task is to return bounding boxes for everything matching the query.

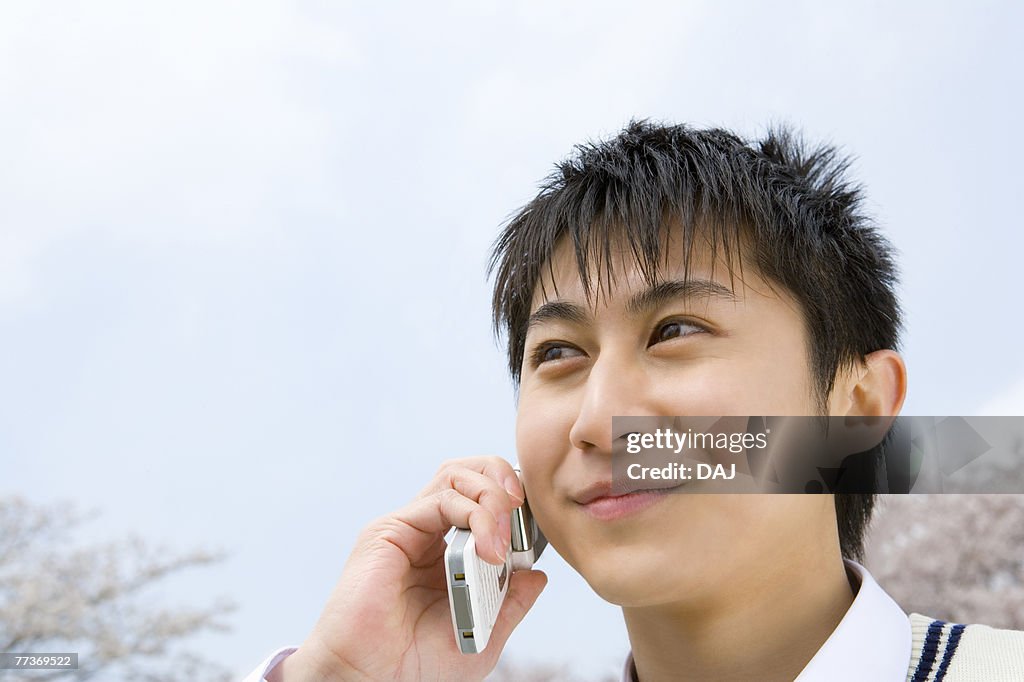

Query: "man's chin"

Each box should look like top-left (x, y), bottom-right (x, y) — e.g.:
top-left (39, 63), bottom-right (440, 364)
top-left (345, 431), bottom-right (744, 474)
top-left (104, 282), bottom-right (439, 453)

top-left (574, 555), bottom-right (689, 608)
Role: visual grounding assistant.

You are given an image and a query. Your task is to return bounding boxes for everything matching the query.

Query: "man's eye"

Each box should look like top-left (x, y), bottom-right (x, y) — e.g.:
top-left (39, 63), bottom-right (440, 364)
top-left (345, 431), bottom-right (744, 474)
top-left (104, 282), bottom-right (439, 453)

top-left (651, 320), bottom-right (705, 345)
top-left (530, 343), bottom-right (583, 366)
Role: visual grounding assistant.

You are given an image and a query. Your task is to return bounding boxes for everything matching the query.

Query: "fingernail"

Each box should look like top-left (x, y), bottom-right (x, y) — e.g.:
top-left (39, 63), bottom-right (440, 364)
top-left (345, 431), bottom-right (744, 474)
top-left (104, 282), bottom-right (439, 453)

top-left (504, 475), bottom-right (525, 503)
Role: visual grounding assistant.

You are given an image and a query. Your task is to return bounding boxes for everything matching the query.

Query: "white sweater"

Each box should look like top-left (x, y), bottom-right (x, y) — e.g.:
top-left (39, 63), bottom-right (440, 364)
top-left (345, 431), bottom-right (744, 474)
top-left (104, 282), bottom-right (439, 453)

top-left (907, 612), bottom-right (1024, 681)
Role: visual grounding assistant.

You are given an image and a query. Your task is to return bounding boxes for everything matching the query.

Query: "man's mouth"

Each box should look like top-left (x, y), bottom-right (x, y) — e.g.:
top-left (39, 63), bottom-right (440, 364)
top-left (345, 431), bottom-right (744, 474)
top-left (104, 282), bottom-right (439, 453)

top-left (572, 481), bottom-right (684, 521)
top-left (571, 479), bottom-right (685, 505)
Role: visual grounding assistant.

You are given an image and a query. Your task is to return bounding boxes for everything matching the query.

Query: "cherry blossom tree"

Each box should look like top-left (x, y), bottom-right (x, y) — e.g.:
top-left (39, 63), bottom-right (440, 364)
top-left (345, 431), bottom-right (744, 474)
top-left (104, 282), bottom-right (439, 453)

top-left (865, 493), bottom-right (1024, 629)
top-left (0, 496), bottom-right (234, 681)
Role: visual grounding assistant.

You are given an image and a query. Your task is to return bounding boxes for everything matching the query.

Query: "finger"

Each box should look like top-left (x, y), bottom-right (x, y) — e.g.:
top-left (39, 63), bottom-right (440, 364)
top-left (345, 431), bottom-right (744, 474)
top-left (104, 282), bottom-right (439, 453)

top-left (415, 462), bottom-right (520, 561)
top-left (445, 469), bottom-right (520, 513)
top-left (441, 469), bottom-right (519, 547)
top-left (423, 457), bottom-right (524, 504)
top-left (426, 467), bottom-right (522, 564)
top-left (388, 490), bottom-right (505, 564)
top-left (484, 570), bottom-right (548, 654)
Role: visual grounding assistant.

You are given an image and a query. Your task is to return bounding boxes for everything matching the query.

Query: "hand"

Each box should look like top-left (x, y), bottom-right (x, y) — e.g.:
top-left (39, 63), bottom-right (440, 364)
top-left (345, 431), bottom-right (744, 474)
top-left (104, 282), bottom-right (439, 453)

top-left (274, 456), bottom-right (548, 681)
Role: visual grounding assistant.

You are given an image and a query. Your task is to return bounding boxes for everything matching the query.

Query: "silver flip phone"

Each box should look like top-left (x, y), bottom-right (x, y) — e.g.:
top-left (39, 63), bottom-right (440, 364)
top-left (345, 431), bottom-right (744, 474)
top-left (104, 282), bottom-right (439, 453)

top-left (444, 467), bottom-right (547, 653)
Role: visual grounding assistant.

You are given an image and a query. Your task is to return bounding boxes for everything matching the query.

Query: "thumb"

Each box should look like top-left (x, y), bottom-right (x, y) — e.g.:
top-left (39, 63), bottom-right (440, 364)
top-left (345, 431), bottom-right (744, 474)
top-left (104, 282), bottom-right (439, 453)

top-left (486, 569), bottom-right (548, 651)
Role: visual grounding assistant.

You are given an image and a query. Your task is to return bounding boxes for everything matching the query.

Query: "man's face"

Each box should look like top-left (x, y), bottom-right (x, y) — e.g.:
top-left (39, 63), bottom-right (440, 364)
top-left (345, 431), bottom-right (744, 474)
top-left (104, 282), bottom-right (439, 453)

top-left (515, 234), bottom-right (841, 607)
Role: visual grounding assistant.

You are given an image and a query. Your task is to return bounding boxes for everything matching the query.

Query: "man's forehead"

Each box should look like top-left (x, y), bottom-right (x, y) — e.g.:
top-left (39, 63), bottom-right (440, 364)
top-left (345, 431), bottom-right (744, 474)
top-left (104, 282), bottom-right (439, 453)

top-left (528, 235), bottom-right (770, 313)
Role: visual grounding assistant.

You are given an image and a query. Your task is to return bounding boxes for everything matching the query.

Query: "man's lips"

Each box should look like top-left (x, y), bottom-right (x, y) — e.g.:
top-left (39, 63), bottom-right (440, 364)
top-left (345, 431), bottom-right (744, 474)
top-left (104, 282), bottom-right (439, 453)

top-left (571, 479), bottom-right (684, 505)
top-left (573, 482), bottom-right (681, 521)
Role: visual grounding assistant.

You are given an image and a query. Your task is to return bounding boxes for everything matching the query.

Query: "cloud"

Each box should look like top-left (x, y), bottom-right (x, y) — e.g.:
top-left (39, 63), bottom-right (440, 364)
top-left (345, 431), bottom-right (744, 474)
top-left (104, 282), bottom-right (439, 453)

top-left (0, 1), bottom-right (359, 305)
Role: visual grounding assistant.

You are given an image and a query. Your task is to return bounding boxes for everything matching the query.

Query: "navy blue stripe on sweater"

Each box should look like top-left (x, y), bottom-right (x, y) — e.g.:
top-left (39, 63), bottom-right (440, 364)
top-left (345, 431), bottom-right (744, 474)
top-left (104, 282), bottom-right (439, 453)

top-left (933, 623), bottom-right (967, 682)
top-left (911, 620), bottom-right (947, 682)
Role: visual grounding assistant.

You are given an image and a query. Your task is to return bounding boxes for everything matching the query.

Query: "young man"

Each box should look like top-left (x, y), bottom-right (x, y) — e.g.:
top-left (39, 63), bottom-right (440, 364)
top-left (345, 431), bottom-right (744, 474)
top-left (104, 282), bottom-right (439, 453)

top-left (245, 121), bottom-right (1024, 681)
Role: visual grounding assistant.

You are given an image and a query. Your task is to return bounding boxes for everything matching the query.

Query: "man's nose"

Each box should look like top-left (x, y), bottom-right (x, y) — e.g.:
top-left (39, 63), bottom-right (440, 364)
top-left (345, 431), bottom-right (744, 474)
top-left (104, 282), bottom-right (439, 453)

top-left (568, 352), bottom-right (651, 454)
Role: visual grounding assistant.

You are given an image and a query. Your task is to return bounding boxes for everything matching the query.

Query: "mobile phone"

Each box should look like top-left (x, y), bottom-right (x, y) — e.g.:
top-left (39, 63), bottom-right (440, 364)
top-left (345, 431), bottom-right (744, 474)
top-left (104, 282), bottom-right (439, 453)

top-left (444, 467), bottom-right (547, 654)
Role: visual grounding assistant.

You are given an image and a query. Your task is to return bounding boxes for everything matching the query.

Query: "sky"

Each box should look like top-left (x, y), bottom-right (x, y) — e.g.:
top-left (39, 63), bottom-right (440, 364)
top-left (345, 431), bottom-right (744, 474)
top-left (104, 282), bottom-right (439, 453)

top-left (2, 0), bottom-right (1023, 679)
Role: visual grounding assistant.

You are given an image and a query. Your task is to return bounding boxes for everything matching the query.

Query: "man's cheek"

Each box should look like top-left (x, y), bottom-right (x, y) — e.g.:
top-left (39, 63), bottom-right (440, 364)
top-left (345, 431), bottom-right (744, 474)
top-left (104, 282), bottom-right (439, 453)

top-left (531, 500), bottom-right (573, 565)
top-left (517, 417), bottom-right (568, 469)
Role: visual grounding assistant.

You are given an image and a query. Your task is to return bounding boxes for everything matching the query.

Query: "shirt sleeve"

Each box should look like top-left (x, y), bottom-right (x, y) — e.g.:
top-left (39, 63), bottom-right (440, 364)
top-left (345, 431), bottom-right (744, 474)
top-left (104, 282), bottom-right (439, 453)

top-left (241, 646), bottom-right (299, 682)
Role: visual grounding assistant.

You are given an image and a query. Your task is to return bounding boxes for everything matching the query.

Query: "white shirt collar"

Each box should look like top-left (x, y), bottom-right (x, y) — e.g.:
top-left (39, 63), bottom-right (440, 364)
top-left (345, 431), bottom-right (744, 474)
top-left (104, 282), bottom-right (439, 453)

top-left (621, 559), bottom-right (911, 682)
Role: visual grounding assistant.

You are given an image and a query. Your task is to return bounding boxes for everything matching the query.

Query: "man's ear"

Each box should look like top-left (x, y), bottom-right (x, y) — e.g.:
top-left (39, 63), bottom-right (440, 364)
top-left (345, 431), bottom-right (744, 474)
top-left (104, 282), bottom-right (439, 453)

top-left (834, 350), bottom-right (908, 416)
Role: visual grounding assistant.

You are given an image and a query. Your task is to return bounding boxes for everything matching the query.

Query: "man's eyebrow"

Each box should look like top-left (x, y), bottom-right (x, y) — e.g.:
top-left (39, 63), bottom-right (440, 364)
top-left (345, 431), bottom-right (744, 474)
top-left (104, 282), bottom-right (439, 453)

top-left (527, 301), bottom-right (590, 330)
top-left (527, 279), bottom-right (737, 330)
top-left (626, 279), bottom-right (737, 315)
